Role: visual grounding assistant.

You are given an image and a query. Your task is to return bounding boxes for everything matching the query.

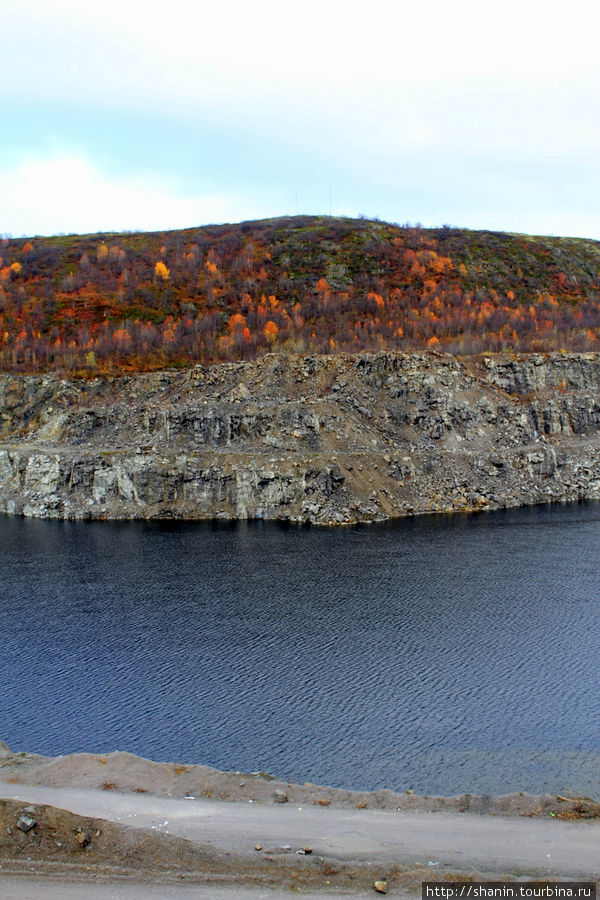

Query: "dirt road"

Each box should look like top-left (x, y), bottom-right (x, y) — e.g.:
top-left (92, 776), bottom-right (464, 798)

top-left (0, 778), bottom-right (598, 897)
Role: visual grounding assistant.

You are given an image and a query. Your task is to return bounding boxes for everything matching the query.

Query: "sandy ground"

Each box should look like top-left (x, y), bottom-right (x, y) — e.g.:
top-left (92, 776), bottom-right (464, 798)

top-left (1, 744), bottom-right (599, 897)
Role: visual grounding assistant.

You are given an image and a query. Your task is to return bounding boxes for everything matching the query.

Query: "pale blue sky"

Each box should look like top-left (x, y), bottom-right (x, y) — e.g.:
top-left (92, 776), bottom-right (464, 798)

top-left (3, 0), bottom-right (599, 238)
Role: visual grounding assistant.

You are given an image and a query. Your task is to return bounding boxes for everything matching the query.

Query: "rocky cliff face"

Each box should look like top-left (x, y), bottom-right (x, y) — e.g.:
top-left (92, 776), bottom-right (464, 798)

top-left (1, 352), bottom-right (600, 524)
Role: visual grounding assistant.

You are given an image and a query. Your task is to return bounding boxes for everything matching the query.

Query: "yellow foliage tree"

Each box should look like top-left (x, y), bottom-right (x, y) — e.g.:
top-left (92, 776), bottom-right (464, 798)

top-left (264, 320), bottom-right (278, 342)
top-left (154, 261), bottom-right (170, 281)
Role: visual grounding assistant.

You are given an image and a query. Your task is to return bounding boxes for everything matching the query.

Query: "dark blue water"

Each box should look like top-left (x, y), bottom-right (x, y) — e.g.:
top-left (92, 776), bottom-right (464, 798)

top-left (1, 503), bottom-right (599, 797)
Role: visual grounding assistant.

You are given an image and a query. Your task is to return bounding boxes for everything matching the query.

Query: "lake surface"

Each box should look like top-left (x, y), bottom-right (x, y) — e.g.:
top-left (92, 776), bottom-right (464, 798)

top-left (1, 503), bottom-right (599, 797)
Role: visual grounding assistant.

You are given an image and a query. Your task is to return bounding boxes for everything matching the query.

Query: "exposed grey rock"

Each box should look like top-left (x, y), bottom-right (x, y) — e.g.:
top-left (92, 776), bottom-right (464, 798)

top-left (1, 352), bottom-right (600, 525)
top-left (17, 815), bottom-right (36, 832)
top-left (76, 828), bottom-right (91, 847)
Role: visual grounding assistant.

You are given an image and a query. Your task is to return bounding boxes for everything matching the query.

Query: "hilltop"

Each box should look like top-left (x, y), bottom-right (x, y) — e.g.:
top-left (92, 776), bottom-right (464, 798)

top-left (1, 216), bottom-right (600, 373)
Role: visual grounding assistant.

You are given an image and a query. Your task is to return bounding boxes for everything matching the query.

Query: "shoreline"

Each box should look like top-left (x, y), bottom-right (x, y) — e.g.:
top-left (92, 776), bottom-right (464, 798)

top-left (0, 492), bottom-right (597, 524)
top-left (2, 744), bottom-right (599, 815)
top-left (1, 746), bottom-right (599, 895)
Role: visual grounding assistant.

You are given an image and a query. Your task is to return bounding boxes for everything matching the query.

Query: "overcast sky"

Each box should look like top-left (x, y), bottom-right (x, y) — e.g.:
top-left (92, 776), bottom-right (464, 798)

top-left (2, 0), bottom-right (599, 238)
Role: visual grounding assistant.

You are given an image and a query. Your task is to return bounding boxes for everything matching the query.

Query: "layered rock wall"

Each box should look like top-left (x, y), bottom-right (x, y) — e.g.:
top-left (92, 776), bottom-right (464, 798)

top-left (1, 352), bottom-right (600, 524)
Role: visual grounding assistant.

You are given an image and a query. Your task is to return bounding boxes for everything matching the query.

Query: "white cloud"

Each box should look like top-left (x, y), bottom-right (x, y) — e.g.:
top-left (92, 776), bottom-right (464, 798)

top-left (5, 0), bottom-right (599, 170)
top-left (9, 0), bottom-right (600, 87)
top-left (6, 1), bottom-right (599, 116)
top-left (0, 155), bottom-right (265, 236)
top-left (2, 1), bottom-right (599, 237)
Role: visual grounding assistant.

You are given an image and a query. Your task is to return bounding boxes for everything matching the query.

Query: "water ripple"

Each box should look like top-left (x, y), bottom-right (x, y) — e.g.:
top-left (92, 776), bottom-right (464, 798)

top-left (1, 503), bottom-right (599, 796)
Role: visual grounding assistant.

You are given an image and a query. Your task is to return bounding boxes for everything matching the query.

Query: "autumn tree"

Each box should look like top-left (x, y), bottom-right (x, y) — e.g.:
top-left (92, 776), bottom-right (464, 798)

top-left (154, 261), bottom-right (170, 281)
top-left (264, 320), bottom-right (279, 343)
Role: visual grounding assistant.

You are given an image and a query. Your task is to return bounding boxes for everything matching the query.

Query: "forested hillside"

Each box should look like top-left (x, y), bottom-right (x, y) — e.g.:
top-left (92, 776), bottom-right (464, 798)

top-left (1, 216), bottom-right (600, 373)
